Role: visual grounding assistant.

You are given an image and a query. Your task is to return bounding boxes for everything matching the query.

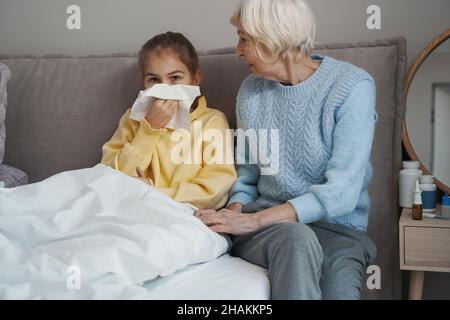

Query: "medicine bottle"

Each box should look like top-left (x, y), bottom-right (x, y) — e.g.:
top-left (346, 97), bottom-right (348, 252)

top-left (399, 161), bottom-right (422, 208)
top-left (441, 192), bottom-right (450, 218)
top-left (419, 175), bottom-right (436, 213)
top-left (412, 180), bottom-right (423, 220)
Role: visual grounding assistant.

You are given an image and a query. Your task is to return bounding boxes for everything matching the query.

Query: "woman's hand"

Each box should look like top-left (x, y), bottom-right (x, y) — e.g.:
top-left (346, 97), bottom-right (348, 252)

top-left (194, 203), bottom-right (297, 235)
top-left (145, 98), bottom-right (179, 129)
top-left (227, 202), bottom-right (243, 213)
top-left (194, 208), bottom-right (259, 235)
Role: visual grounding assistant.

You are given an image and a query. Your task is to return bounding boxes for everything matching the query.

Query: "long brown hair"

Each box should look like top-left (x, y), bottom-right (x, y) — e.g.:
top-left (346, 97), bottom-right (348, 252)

top-left (138, 31), bottom-right (200, 77)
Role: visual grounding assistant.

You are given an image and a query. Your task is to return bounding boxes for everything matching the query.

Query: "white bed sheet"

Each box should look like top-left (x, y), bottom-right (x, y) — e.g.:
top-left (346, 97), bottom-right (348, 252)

top-left (0, 165), bottom-right (230, 299)
top-left (143, 254), bottom-right (270, 300)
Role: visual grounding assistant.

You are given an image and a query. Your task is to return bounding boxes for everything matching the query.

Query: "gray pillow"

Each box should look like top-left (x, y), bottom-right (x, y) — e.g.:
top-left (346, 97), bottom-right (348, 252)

top-left (0, 63), bottom-right (11, 164)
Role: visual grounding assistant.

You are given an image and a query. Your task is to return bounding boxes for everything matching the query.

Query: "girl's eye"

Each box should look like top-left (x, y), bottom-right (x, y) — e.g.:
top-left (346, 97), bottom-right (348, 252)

top-left (147, 77), bottom-right (159, 83)
top-left (170, 76), bottom-right (181, 81)
top-left (240, 37), bottom-right (247, 43)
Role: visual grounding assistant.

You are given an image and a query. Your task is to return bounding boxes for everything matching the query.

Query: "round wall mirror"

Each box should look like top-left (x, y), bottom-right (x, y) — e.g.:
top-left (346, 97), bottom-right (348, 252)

top-left (403, 28), bottom-right (450, 193)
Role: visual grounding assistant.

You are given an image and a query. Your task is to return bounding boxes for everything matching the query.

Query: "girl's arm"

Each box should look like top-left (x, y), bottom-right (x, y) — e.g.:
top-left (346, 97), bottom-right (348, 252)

top-left (158, 112), bottom-right (237, 210)
top-left (101, 109), bottom-right (165, 176)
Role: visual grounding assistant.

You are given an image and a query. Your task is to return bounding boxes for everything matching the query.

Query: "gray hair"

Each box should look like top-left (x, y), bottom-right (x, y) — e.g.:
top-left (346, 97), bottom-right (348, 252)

top-left (230, 0), bottom-right (316, 62)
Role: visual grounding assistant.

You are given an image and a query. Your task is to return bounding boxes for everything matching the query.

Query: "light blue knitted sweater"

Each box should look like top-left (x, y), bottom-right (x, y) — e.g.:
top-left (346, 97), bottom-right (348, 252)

top-left (227, 56), bottom-right (377, 231)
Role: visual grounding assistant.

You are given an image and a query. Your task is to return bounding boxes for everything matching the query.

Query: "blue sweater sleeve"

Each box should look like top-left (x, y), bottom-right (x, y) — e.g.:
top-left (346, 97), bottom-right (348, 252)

top-left (288, 79), bottom-right (377, 223)
top-left (227, 87), bottom-right (260, 207)
top-left (227, 148), bottom-right (260, 206)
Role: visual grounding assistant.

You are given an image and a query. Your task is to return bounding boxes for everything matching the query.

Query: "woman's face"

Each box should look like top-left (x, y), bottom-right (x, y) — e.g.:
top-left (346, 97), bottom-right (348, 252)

top-left (234, 26), bottom-right (279, 80)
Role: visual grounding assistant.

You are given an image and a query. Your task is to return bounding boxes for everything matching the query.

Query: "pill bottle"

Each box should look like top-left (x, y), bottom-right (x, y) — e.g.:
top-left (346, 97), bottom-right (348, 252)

top-left (412, 179), bottom-right (423, 220)
top-left (399, 161), bottom-right (422, 208)
top-left (419, 175), bottom-right (436, 213)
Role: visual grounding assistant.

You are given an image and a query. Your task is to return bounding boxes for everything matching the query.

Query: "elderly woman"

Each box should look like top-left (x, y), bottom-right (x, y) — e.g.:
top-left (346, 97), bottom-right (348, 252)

top-left (195, 0), bottom-right (377, 299)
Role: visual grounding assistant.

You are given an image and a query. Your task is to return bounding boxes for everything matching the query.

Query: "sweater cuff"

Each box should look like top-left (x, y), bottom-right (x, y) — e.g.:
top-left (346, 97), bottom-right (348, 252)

top-left (130, 119), bottom-right (166, 153)
top-left (227, 192), bottom-right (255, 207)
top-left (288, 193), bottom-right (326, 224)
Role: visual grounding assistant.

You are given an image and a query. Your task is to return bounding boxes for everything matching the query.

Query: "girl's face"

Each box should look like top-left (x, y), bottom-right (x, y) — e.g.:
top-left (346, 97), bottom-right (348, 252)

top-left (143, 50), bottom-right (201, 89)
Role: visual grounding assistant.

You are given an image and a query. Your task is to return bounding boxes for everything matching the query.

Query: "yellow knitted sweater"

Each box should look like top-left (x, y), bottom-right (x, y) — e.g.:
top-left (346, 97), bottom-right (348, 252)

top-left (101, 96), bottom-right (236, 209)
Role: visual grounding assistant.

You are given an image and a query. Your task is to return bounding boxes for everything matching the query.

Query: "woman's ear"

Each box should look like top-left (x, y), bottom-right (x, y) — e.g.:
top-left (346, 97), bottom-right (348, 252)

top-left (192, 70), bottom-right (202, 86)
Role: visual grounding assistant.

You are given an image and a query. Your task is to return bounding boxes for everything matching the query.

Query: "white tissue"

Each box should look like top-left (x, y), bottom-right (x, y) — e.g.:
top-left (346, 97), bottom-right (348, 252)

top-left (130, 84), bottom-right (201, 130)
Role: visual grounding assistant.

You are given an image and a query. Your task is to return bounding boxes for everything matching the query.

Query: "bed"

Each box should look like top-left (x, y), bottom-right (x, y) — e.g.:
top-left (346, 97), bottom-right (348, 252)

top-left (143, 254), bottom-right (270, 300)
top-left (0, 165), bottom-right (269, 299)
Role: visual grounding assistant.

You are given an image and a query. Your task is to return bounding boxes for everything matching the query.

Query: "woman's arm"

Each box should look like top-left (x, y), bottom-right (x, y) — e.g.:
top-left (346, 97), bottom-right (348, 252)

top-left (288, 79), bottom-right (377, 224)
top-left (226, 96), bottom-right (261, 207)
top-left (196, 79), bottom-right (376, 234)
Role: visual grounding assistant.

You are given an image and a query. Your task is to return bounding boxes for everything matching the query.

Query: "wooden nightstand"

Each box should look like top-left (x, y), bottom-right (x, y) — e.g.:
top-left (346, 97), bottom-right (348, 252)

top-left (399, 207), bottom-right (450, 300)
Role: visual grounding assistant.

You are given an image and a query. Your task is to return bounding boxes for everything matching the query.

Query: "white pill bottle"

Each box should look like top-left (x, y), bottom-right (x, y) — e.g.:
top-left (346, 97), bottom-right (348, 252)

top-left (399, 161), bottom-right (423, 208)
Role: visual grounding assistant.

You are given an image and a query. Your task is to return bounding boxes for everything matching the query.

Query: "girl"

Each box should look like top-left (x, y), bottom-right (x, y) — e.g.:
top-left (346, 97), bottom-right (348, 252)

top-left (101, 32), bottom-right (236, 210)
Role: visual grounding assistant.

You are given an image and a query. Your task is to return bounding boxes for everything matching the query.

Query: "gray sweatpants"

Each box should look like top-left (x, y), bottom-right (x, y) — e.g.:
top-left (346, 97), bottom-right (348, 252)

top-left (230, 204), bottom-right (377, 300)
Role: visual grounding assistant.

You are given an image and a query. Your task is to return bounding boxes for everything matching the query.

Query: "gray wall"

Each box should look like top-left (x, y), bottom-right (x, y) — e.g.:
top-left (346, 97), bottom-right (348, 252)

top-left (1, 0), bottom-right (450, 300)
top-left (1, 0), bottom-right (450, 66)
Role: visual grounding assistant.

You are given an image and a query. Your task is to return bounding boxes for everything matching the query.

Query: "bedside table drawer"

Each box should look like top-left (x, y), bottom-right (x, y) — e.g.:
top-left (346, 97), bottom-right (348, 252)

top-left (405, 227), bottom-right (450, 268)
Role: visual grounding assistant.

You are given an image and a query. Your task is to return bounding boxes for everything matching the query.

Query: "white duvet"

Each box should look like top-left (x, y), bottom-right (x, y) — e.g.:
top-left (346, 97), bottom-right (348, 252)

top-left (0, 164), bottom-right (229, 299)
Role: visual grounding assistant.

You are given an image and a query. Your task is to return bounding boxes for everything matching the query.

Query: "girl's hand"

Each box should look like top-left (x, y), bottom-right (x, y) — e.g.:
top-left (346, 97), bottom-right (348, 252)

top-left (194, 208), bottom-right (260, 235)
top-left (134, 167), bottom-right (153, 185)
top-left (145, 99), bottom-right (179, 129)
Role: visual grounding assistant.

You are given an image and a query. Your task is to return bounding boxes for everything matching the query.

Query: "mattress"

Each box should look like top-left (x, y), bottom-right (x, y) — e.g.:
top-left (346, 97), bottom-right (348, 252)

top-left (143, 254), bottom-right (270, 300)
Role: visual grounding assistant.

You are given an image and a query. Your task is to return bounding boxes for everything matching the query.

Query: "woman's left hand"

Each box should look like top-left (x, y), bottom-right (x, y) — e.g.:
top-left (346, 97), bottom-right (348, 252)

top-left (194, 209), bottom-right (260, 235)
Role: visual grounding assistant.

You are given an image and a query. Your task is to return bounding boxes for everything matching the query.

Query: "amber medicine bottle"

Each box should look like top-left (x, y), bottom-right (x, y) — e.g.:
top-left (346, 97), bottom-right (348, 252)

top-left (412, 179), bottom-right (423, 220)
